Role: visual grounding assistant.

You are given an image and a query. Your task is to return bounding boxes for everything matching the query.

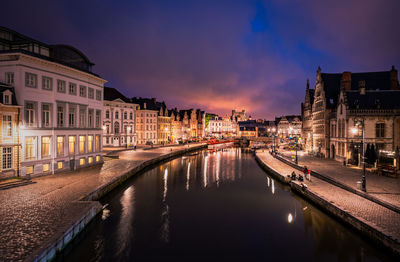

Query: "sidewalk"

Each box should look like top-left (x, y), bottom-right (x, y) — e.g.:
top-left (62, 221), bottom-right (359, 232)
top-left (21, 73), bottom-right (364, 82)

top-left (279, 150), bottom-right (400, 209)
top-left (256, 151), bottom-right (400, 255)
top-left (0, 143), bottom-right (205, 262)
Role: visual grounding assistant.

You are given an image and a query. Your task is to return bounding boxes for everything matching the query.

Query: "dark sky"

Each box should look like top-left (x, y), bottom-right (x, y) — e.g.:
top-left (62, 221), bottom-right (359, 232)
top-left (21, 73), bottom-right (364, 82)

top-left (2, 0), bottom-right (399, 119)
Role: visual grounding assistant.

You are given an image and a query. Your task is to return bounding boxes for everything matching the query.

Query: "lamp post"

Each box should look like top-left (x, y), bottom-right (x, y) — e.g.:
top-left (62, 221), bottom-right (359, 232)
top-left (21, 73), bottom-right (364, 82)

top-left (272, 127), bottom-right (276, 153)
top-left (352, 118), bottom-right (366, 192)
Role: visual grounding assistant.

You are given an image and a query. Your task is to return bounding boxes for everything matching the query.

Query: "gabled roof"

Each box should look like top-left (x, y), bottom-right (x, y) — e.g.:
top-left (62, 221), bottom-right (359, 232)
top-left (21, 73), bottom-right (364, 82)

top-left (346, 90), bottom-right (400, 110)
top-left (0, 82), bottom-right (18, 105)
top-left (104, 87), bottom-right (131, 103)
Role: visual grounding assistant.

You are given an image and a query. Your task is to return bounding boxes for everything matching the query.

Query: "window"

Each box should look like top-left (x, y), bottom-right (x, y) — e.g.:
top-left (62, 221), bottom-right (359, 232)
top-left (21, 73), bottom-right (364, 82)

top-left (106, 125), bottom-right (110, 134)
top-left (41, 137), bottom-right (50, 158)
top-left (2, 115), bottom-right (12, 137)
top-left (42, 163), bottom-right (50, 172)
top-left (114, 122), bottom-right (120, 134)
top-left (96, 90), bottom-right (102, 101)
top-left (69, 136), bottom-right (75, 155)
top-left (124, 112), bottom-right (127, 119)
top-left (26, 165), bottom-right (34, 174)
top-left (96, 155), bottom-right (101, 162)
top-left (2, 147), bottom-right (12, 170)
top-left (88, 156), bottom-right (93, 164)
top-left (57, 136), bottom-right (64, 156)
top-left (96, 111), bottom-right (101, 128)
top-left (3, 93), bottom-right (10, 105)
top-left (95, 135), bottom-right (100, 152)
top-left (57, 80), bottom-right (66, 93)
top-left (25, 102), bottom-right (35, 126)
top-left (69, 108), bottom-right (75, 127)
top-left (79, 109), bottom-right (86, 128)
top-left (69, 83), bottom-right (77, 95)
top-left (42, 104), bottom-right (50, 127)
top-left (115, 111), bottom-right (119, 119)
top-left (376, 123), bottom-right (385, 138)
top-left (130, 112), bottom-right (133, 120)
top-left (79, 158), bottom-right (85, 166)
top-left (5, 72), bottom-right (14, 85)
top-left (57, 106), bottom-right (64, 127)
top-left (79, 136), bottom-right (85, 154)
top-left (88, 135), bottom-right (93, 153)
top-left (79, 85), bottom-right (86, 97)
top-left (25, 137), bottom-right (36, 160)
top-left (57, 161), bottom-right (63, 169)
top-left (88, 88), bottom-right (94, 99)
top-left (25, 73), bottom-right (37, 88)
top-left (42, 76), bottom-right (52, 90)
top-left (105, 110), bottom-right (110, 119)
top-left (88, 110), bottom-right (93, 128)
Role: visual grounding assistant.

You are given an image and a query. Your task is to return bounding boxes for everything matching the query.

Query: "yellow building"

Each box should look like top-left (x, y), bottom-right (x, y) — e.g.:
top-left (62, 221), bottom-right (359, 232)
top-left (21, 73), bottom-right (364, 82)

top-left (0, 84), bottom-right (21, 178)
top-left (157, 107), bottom-right (172, 144)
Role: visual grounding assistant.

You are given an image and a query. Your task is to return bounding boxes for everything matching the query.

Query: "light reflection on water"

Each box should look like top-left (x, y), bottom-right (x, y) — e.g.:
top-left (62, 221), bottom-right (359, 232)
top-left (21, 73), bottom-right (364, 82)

top-left (57, 147), bottom-right (397, 262)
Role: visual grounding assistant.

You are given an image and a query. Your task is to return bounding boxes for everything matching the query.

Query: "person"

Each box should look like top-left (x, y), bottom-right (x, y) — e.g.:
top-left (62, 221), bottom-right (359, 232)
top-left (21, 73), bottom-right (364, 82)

top-left (303, 166), bottom-right (308, 177)
top-left (308, 168), bottom-right (311, 181)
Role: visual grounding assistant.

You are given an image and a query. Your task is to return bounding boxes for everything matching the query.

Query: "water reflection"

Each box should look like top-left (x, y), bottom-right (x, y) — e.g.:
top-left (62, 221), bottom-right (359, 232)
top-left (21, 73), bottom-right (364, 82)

top-left (58, 148), bottom-right (397, 262)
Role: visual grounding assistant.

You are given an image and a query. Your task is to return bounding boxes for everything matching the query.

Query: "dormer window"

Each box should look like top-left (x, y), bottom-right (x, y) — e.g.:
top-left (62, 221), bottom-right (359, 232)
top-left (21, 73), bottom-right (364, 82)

top-left (4, 94), bottom-right (11, 104)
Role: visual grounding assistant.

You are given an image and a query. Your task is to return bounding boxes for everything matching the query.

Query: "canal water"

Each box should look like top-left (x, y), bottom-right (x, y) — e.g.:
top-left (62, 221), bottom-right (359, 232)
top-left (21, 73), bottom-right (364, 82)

top-left (58, 148), bottom-right (396, 261)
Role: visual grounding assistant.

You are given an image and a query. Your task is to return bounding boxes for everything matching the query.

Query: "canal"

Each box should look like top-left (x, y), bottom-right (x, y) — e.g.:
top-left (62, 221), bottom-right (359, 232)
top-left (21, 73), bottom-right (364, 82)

top-left (57, 148), bottom-right (396, 261)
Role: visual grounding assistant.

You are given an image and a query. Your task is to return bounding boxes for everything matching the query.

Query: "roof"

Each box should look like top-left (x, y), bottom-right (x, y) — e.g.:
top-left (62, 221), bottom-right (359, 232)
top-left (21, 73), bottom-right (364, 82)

top-left (0, 26), bottom-right (98, 76)
top-left (240, 126), bottom-right (256, 131)
top-left (346, 90), bottom-right (400, 110)
top-left (103, 87), bottom-right (131, 103)
top-left (0, 82), bottom-right (18, 105)
top-left (320, 70), bottom-right (394, 109)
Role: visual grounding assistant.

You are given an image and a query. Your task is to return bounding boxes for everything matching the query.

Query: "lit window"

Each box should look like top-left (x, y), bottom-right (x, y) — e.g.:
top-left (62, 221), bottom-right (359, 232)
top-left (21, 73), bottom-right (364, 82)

top-left (57, 161), bottom-right (63, 169)
top-left (95, 135), bottom-right (100, 152)
top-left (96, 155), bottom-right (101, 162)
top-left (2, 147), bottom-right (12, 170)
top-left (79, 158), bottom-right (85, 166)
top-left (69, 136), bottom-right (76, 155)
top-left (57, 136), bottom-right (64, 156)
top-left (41, 137), bottom-right (50, 158)
top-left (88, 135), bottom-right (93, 153)
top-left (79, 136), bottom-right (85, 154)
top-left (2, 115), bottom-right (12, 137)
top-left (26, 165), bottom-right (34, 174)
top-left (42, 163), bottom-right (50, 172)
top-left (25, 137), bottom-right (36, 160)
top-left (88, 156), bottom-right (93, 164)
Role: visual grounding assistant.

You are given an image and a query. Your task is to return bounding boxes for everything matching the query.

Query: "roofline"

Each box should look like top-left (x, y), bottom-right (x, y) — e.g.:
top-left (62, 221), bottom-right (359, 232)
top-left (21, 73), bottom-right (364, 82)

top-left (0, 51), bottom-right (107, 84)
top-left (51, 44), bottom-right (95, 66)
top-left (0, 26), bottom-right (49, 47)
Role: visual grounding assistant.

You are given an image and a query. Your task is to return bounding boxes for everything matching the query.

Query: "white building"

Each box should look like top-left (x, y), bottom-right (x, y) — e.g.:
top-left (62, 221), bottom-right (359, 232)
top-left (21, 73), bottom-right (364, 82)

top-left (103, 87), bottom-right (138, 147)
top-left (0, 27), bottom-right (107, 177)
top-left (208, 115), bottom-right (236, 137)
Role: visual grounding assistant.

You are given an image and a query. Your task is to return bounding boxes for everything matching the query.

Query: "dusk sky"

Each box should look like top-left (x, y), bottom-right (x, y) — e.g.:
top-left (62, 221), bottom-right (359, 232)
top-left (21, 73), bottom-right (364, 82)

top-left (2, 0), bottom-right (399, 119)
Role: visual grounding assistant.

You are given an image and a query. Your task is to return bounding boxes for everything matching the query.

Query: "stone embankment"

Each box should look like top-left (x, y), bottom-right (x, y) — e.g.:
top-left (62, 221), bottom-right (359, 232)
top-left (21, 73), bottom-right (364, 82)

top-left (255, 150), bottom-right (400, 256)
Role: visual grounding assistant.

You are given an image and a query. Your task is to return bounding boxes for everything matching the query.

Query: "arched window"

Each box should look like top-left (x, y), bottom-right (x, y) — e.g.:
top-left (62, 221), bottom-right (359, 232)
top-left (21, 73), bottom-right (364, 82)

top-left (105, 110), bottom-right (110, 119)
top-left (114, 122), bottom-right (120, 134)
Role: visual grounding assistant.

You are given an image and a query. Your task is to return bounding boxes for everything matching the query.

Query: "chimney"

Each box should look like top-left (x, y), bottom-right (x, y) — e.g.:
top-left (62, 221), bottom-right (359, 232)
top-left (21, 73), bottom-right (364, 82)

top-left (358, 80), bottom-right (366, 95)
top-left (390, 65), bottom-right (399, 90)
top-left (341, 71), bottom-right (352, 91)
top-left (143, 102), bottom-right (146, 109)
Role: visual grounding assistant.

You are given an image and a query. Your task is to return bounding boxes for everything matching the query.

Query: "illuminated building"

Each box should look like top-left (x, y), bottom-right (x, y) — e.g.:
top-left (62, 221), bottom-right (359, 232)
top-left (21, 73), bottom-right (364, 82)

top-left (0, 26), bottom-right (106, 177)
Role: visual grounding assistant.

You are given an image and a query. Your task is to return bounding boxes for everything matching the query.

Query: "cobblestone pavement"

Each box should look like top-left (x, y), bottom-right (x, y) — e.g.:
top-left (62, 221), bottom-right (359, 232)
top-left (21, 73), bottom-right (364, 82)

top-left (0, 144), bottom-right (203, 262)
top-left (279, 150), bottom-right (400, 208)
top-left (257, 151), bottom-right (400, 246)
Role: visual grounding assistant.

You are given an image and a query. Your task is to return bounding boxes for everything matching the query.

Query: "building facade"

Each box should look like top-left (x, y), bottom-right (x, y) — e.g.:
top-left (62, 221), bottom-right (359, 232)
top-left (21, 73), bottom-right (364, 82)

top-left (103, 87), bottom-right (137, 147)
top-left (0, 27), bottom-right (106, 177)
top-left (0, 84), bottom-right (21, 178)
top-left (208, 115), bottom-right (236, 138)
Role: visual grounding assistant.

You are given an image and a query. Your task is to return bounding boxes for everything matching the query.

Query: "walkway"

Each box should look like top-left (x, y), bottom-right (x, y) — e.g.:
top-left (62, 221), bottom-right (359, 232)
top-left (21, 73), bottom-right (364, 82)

top-left (0, 144), bottom-right (204, 262)
top-left (256, 151), bottom-right (400, 254)
top-left (279, 150), bottom-right (400, 209)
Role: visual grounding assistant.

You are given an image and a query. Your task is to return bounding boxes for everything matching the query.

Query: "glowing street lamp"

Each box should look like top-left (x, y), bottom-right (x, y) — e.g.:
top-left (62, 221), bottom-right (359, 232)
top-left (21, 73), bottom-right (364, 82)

top-left (352, 118), bottom-right (366, 192)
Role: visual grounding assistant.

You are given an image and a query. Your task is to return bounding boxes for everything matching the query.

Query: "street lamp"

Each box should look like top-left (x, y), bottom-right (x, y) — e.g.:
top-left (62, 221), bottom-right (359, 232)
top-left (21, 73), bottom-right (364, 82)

top-left (272, 127), bottom-right (276, 153)
top-left (352, 118), bottom-right (366, 192)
